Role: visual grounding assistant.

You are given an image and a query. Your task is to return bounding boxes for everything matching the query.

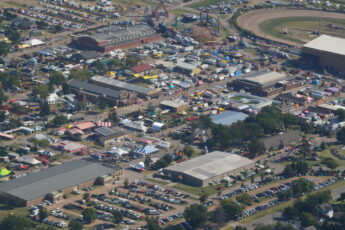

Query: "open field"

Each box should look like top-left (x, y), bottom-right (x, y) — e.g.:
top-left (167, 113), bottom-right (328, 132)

top-left (0, 0), bottom-right (40, 7)
top-left (187, 0), bottom-right (223, 9)
top-left (237, 9), bottom-right (345, 46)
top-left (259, 17), bottom-right (345, 44)
top-left (173, 182), bottom-right (226, 196)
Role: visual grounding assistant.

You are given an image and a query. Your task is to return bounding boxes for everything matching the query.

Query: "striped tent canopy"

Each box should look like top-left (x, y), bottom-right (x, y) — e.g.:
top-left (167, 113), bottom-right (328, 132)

top-left (96, 121), bottom-right (112, 127)
top-left (134, 145), bottom-right (159, 155)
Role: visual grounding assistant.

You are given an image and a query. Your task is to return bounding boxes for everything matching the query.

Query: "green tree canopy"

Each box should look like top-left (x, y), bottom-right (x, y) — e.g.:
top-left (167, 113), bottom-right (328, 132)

top-left (68, 219), bottom-right (83, 230)
top-left (0, 215), bottom-right (33, 230)
top-left (82, 208), bottom-right (97, 224)
top-left (183, 204), bottom-right (207, 228)
top-left (70, 68), bottom-right (93, 81)
top-left (221, 199), bottom-right (243, 220)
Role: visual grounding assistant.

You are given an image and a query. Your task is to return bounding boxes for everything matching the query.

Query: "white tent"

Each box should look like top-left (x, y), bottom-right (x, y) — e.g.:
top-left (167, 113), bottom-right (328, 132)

top-left (23, 39), bottom-right (45, 46)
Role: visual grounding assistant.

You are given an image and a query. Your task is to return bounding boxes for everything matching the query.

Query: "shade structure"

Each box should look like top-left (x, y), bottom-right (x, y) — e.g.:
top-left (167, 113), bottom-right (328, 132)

top-left (134, 145), bottom-right (159, 155)
top-left (0, 168), bottom-right (11, 177)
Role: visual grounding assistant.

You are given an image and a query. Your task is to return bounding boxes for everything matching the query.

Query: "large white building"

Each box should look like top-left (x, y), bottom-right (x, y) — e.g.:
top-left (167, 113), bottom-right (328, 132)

top-left (164, 151), bottom-right (255, 186)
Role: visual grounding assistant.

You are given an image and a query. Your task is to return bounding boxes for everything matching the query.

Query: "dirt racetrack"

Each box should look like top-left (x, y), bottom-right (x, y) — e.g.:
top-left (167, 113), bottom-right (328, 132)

top-left (237, 8), bottom-right (345, 46)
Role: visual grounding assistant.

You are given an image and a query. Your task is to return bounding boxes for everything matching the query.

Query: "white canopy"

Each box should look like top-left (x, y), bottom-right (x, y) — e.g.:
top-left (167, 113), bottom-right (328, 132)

top-left (23, 39), bottom-right (45, 46)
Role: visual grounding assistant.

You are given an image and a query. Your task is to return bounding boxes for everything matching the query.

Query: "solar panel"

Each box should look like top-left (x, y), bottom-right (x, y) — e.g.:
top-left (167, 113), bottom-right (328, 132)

top-left (95, 127), bottom-right (116, 136)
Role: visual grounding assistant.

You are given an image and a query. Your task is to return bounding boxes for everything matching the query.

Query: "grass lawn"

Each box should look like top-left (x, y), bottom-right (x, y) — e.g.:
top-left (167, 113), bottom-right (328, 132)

top-left (146, 178), bottom-right (170, 185)
top-left (259, 17), bottom-right (345, 44)
top-left (308, 147), bottom-right (345, 168)
top-left (221, 226), bottom-right (234, 230)
top-left (0, 204), bottom-right (28, 220)
top-left (171, 8), bottom-right (196, 16)
top-left (173, 183), bottom-right (226, 196)
top-left (187, 0), bottom-right (223, 9)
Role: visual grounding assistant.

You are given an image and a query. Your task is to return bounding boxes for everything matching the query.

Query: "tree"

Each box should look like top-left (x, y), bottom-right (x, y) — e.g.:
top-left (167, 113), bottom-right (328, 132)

top-left (11, 103), bottom-right (27, 114)
top-left (292, 178), bottom-right (314, 198)
top-left (112, 210), bottom-right (123, 224)
top-left (144, 155), bottom-right (153, 167)
top-left (0, 89), bottom-right (8, 105)
top-left (31, 138), bottom-right (50, 148)
top-left (282, 206), bottom-right (298, 220)
top-left (221, 199), bottom-right (243, 220)
top-left (322, 157), bottom-right (339, 172)
top-left (108, 58), bottom-right (124, 70)
top-left (5, 27), bottom-right (20, 44)
top-left (145, 217), bottom-right (162, 230)
top-left (108, 111), bottom-right (119, 123)
top-left (83, 192), bottom-right (90, 201)
top-left (0, 42), bottom-right (10, 57)
top-left (199, 190), bottom-right (208, 203)
top-left (300, 122), bottom-right (315, 135)
top-left (124, 178), bottom-right (129, 189)
top-left (192, 115), bottom-right (213, 130)
top-left (82, 208), bottom-right (97, 224)
top-left (125, 55), bottom-right (139, 67)
top-left (32, 84), bottom-right (50, 99)
top-left (0, 110), bottom-right (6, 122)
top-left (70, 68), bottom-right (93, 81)
top-left (248, 139), bottom-right (266, 158)
top-left (278, 190), bottom-right (292, 201)
top-left (93, 60), bottom-right (107, 74)
top-left (337, 127), bottom-right (345, 144)
top-left (62, 82), bottom-right (71, 95)
top-left (320, 141), bottom-right (327, 151)
top-left (183, 204), bottom-right (207, 228)
top-left (183, 145), bottom-right (194, 158)
top-left (300, 212), bottom-right (318, 227)
top-left (68, 219), bottom-right (83, 230)
top-left (51, 115), bottom-right (68, 127)
top-left (38, 207), bottom-right (48, 222)
top-left (36, 20), bottom-right (49, 30)
top-left (40, 101), bottom-right (50, 117)
top-left (338, 192), bottom-right (345, 202)
top-left (0, 215), bottom-right (33, 230)
top-left (236, 193), bottom-right (252, 205)
top-left (211, 207), bottom-right (225, 227)
top-left (234, 227), bottom-right (247, 230)
top-left (335, 109), bottom-right (345, 121)
top-left (50, 71), bottom-right (65, 86)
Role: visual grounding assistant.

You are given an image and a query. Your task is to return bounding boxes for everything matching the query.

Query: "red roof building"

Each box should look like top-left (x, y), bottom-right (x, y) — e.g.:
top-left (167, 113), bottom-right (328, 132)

top-left (130, 64), bottom-right (154, 74)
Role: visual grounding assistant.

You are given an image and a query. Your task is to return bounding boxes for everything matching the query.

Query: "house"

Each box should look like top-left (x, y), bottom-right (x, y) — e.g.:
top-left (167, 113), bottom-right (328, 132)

top-left (94, 127), bottom-right (127, 146)
top-left (317, 203), bottom-right (334, 219)
top-left (52, 141), bottom-right (88, 155)
top-left (130, 64), bottom-right (154, 74)
top-left (160, 100), bottom-right (188, 113)
top-left (46, 93), bottom-right (61, 104)
top-left (71, 51), bottom-right (99, 62)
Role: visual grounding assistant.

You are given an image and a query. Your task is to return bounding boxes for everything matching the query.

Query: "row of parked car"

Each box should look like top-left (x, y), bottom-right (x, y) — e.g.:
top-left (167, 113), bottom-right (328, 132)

top-left (42, 218), bottom-right (67, 228)
top-left (159, 212), bottom-right (184, 226)
top-left (50, 208), bottom-right (70, 220)
top-left (219, 177), bottom-right (284, 200)
top-left (95, 203), bottom-right (142, 221)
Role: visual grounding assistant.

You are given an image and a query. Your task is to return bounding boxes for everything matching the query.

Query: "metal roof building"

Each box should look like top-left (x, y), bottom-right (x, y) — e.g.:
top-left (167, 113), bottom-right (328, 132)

top-left (0, 160), bottom-right (115, 206)
top-left (90, 75), bottom-right (160, 98)
top-left (302, 35), bottom-right (345, 73)
top-left (211, 110), bottom-right (249, 126)
top-left (241, 71), bottom-right (286, 87)
top-left (303, 35), bottom-right (345, 57)
top-left (164, 151), bottom-right (255, 186)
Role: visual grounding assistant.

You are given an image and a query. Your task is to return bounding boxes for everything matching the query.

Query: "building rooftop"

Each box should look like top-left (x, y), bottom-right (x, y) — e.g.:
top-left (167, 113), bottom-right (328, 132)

top-left (242, 71), bottom-right (286, 87)
top-left (165, 151), bottom-right (254, 180)
top-left (130, 64), bottom-right (154, 73)
top-left (95, 127), bottom-right (116, 137)
top-left (69, 79), bottom-right (121, 99)
top-left (211, 110), bottom-right (248, 126)
top-left (160, 100), bottom-right (188, 108)
top-left (89, 24), bottom-right (155, 43)
top-left (91, 75), bottom-right (159, 96)
top-left (0, 160), bottom-right (114, 201)
top-left (303, 35), bottom-right (345, 56)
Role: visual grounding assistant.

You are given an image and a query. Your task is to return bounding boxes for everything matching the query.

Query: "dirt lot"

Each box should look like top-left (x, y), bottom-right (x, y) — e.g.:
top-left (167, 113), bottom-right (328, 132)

top-left (237, 9), bottom-right (345, 46)
top-left (0, 0), bottom-right (40, 7)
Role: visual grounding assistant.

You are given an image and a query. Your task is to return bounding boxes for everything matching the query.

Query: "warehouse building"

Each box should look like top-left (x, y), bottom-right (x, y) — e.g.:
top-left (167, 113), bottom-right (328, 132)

top-left (160, 100), bottom-right (188, 113)
top-left (68, 79), bottom-right (137, 106)
top-left (211, 110), bottom-right (249, 126)
top-left (164, 151), bottom-right (255, 186)
top-left (228, 71), bottom-right (300, 96)
top-left (72, 24), bottom-right (162, 52)
top-left (0, 160), bottom-right (118, 207)
top-left (90, 75), bottom-right (160, 98)
top-left (302, 35), bottom-right (345, 73)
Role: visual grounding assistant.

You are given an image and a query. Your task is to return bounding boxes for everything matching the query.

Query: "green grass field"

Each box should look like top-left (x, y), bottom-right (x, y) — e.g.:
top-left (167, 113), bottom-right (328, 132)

top-left (173, 182), bottom-right (226, 196)
top-left (308, 147), bottom-right (345, 168)
top-left (259, 17), bottom-right (345, 44)
top-left (187, 0), bottom-right (223, 9)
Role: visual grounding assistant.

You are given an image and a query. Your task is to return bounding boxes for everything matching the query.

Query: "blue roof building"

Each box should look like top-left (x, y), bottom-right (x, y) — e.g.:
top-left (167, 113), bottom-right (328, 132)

top-left (211, 110), bottom-right (248, 126)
